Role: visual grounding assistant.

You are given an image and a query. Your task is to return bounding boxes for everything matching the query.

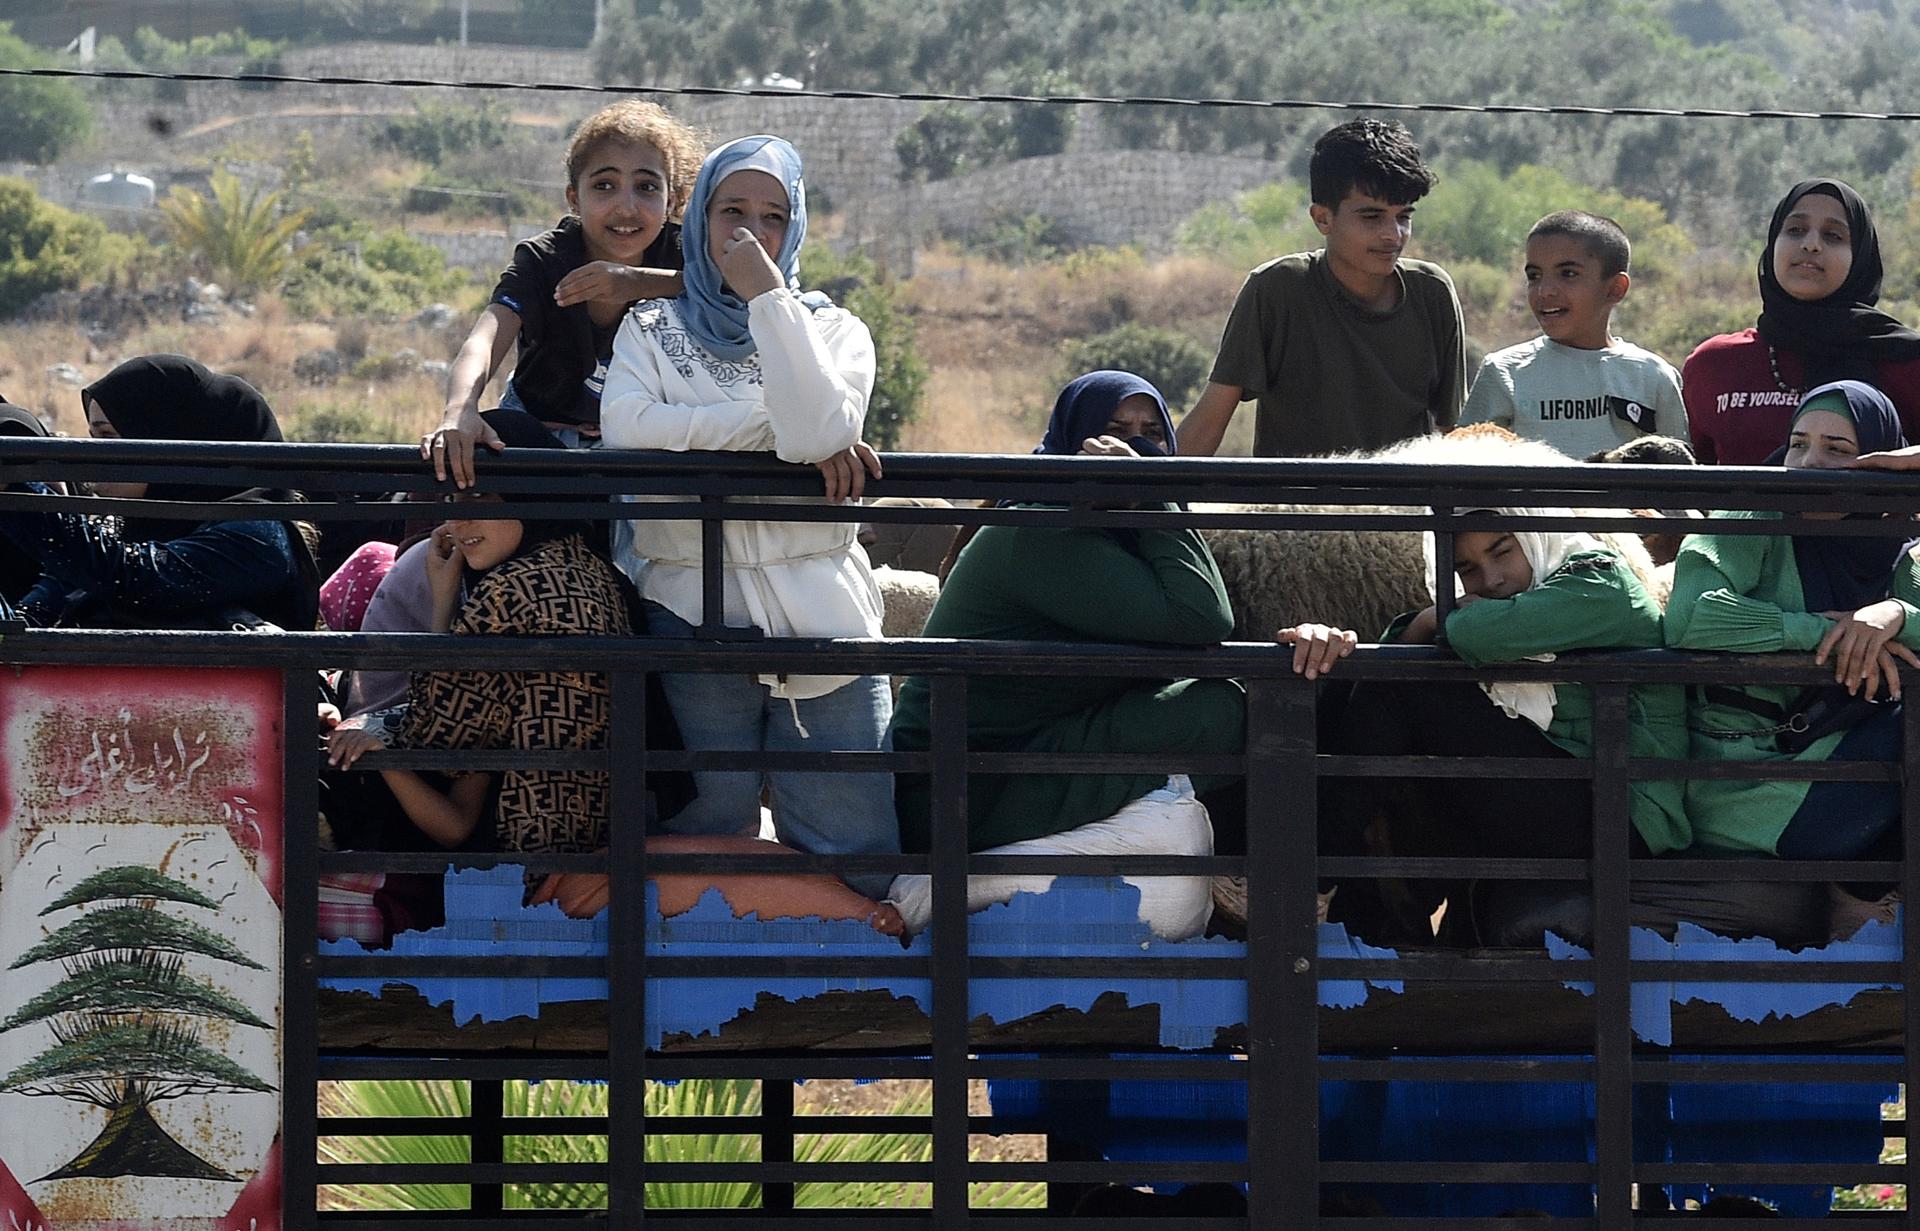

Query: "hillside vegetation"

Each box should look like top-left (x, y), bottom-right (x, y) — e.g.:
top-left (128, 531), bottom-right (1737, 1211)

top-left (7, 1), bottom-right (1920, 453)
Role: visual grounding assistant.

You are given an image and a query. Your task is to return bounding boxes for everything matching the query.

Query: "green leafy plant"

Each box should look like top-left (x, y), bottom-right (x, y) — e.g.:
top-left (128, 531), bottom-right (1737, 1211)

top-left (158, 170), bottom-right (310, 294)
top-left (0, 27), bottom-right (91, 162)
top-left (0, 179), bottom-right (140, 318)
top-left (319, 1078), bottom-right (1044, 1211)
top-left (1062, 322), bottom-right (1213, 410)
top-left (801, 248), bottom-right (927, 451)
top-left (281, 224), bottom-right (470, 321)
top-left (961, 213), bottom-right (1074, 266)
top-left (378, 100), bottom-right (512, 167)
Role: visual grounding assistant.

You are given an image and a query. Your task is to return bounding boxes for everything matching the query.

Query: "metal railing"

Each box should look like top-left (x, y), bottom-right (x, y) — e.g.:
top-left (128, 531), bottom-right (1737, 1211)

top-left (1, 438), bottom-right (1917, 1227)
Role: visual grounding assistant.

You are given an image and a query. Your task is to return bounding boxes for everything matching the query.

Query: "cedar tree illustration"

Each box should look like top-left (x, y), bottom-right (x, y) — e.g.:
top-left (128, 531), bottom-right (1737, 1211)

top-left (0, 863), bottom-right (274, 1181)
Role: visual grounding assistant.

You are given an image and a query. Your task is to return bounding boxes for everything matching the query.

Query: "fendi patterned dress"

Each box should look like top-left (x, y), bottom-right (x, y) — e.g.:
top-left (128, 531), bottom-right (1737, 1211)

top-left (398, 533), bottom-right (626, 854)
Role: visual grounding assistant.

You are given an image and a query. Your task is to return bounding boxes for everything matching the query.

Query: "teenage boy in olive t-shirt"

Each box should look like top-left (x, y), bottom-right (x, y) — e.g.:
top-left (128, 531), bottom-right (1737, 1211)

top-left (1181, 119), bottom-right (1466, 457)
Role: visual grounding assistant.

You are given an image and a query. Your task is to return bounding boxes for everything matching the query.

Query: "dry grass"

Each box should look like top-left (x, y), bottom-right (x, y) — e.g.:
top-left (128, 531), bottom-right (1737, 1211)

top-left (1, 244), bottom-right (1247, 453)
top-left (0, 310), bottom-right (458, 442)
top-left (895, 246), bottom-right (1243, 455)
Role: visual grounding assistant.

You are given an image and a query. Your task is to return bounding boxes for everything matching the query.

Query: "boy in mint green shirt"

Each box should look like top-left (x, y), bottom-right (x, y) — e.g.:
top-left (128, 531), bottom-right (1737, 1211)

top-left (1462, 210), bottom-right (1686, 456)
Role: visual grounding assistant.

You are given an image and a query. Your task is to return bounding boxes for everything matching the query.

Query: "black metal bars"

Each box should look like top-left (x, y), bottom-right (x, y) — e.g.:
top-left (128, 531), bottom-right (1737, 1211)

top-left (7, 446), bottom-right (1918, 1224)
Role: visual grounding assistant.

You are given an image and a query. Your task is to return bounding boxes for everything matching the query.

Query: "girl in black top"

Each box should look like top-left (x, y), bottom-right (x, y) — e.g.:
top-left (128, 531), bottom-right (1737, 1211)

top-left (425, 99), bottom-right (704, 485)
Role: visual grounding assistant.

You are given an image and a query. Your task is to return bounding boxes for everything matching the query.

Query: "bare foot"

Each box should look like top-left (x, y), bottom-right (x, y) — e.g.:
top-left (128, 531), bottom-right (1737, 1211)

top-left (1829, 883), bottom-right (1900, 941)
top-left (867, 902), bottom-right (906, 936)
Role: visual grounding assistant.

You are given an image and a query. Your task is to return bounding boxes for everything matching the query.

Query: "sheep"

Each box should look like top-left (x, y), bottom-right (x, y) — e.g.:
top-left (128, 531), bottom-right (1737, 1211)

top-left (1197, 427), bottom-right (1667, 641)
top-left (874, 565), bottom-right (941, 639)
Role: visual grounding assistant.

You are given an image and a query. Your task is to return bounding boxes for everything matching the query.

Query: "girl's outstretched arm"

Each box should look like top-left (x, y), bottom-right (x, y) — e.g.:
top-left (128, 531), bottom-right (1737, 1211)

top-left (379, 768), bottom-right (490, 849)
top-left (428, 304), bottom-right (519, 487)
top-left (552, 262), bottom-right (682, 307)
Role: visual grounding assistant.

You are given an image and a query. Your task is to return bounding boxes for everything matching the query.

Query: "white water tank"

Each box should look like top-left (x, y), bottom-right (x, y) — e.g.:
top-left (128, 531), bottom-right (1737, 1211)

top-left (82, 170), bottom-right (156, 210)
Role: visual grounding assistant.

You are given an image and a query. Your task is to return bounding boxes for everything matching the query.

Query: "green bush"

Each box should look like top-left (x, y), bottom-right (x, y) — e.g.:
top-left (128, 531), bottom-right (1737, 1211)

top-left (1176, 181), bottom-right (1322, 273)
top-left (800, 248), bottom-right (927, 452)
top-left (282, 225), bottom-right (470, 321)
top-left (960, 213), bottom-right (1074, 266)
top-left (126, 26), bottom-right (284, 65)
top-left (1415, 160), bottom-right (1695, 285)
top-left (378, 100), bottom-right (512, 167)
top-left (0, 28), bottom-right (91, 163)
top-left (0, 180), bottom-right (137, 317)
top-left (158, 170), bottom-right (310, 294)
top-left (1062, 323), bottom-right (1212, 410)
top-left (289, 403), bottom-right (396, 444)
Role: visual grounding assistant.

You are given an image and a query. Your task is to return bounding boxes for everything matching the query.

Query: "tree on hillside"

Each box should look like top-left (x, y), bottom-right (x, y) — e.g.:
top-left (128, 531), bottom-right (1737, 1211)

top-left (0, 27), bottom-right (91, 163)
top-left (0, 866), bottom-right (273, 1182)
top-left (592, 0), bottom-right (1920, 250)
top-left (598, 0), bottom-right (938, 88)
top-left (159, 170), bottom-right (311, 295)
top-left (0, 180), bottom-right (138, 318)
top-left (321, 0), bottom-right (436, 36)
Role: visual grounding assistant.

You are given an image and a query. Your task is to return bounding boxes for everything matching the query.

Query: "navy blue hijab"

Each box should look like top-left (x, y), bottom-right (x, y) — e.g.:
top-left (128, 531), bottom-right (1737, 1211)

top-left (1036, 370), bottom-right (1178, 457)
top-left (1776, 380), bottom-right (1910, 613)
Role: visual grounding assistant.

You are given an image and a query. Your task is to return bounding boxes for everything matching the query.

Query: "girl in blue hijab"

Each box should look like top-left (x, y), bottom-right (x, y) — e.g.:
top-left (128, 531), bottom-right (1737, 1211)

top-left (599, 134), bottom-right (900, 906)
top-left (676, 134), bottom-right (832, 361)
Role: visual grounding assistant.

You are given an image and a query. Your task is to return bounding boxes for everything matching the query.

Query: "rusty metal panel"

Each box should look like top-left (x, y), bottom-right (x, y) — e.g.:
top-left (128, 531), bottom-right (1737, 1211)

top-left (0, 666), bottom-right (284, 1231)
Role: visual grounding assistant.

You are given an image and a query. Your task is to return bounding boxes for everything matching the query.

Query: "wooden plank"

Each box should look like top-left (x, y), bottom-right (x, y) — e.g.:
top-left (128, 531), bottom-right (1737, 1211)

top-left (316, 977), bottom-right (1909, 1057)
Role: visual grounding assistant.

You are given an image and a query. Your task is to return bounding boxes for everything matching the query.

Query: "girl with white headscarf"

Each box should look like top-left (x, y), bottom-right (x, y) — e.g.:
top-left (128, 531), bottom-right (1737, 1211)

top-left (1324, 510), bottom-right (1688, 939)
top-left (599, 135), bottom-right (898, 900)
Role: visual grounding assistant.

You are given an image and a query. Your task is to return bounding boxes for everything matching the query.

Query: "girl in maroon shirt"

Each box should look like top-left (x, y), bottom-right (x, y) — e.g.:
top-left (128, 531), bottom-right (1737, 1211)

top-left (1682, 179), bottom-right (1920, 464)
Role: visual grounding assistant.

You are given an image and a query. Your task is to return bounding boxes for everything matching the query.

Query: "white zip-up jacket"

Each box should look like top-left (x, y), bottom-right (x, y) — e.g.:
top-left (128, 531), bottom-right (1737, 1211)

top-left (600, 289), bottom-right (883, 699)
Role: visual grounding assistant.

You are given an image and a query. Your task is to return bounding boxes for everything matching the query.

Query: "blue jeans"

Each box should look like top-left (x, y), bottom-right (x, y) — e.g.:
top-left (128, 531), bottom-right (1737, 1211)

top-left (645, 604), bottom-right (900, 898)
top-left (1776, 702), bottom-right (1904, 860)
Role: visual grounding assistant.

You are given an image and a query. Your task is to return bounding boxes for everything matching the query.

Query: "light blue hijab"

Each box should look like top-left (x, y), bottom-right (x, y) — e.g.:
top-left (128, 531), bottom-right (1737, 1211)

top-left (677, 134), bottom-right (829, 361)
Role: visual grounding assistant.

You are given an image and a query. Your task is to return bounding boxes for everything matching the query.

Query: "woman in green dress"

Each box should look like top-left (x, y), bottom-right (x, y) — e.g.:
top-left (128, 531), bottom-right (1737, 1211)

top-left (1666, 380), bottom-right (1918, 865)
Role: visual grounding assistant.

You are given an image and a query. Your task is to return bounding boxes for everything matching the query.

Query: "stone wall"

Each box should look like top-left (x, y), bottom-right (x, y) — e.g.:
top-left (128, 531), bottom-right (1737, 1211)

top-left (412, 223), bottom-right (549, 276)
top-left (63, 42), bottom-right (1291, 270)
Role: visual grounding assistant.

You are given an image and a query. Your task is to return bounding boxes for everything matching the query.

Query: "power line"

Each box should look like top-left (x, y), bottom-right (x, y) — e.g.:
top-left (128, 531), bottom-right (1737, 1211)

top-left (2, 64), bottom-right (1917, 122)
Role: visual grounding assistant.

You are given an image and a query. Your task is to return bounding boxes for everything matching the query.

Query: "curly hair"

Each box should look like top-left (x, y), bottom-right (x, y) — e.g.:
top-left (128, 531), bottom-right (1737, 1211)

top-left (1308, 119), bottom-right (1436, 209)
top-left (564, 99), bottom-right (706, 221)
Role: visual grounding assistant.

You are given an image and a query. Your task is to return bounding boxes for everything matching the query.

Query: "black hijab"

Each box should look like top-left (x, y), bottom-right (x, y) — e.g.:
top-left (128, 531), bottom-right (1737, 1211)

top-left (0, 399), bottom-right (46, 438)
top-left (1775, 380), bottom-right (1912, 613)
top-left (1755, 180), bottom-right (1920, 388)
top-left (0, 396), bottom-right (47, 602)
top-left (83, 354), bottom-right (317, 628)
top-left (1035, 370), bottom-right (1179, 458)
top-left (83, 354), bottom-right (291, 538)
